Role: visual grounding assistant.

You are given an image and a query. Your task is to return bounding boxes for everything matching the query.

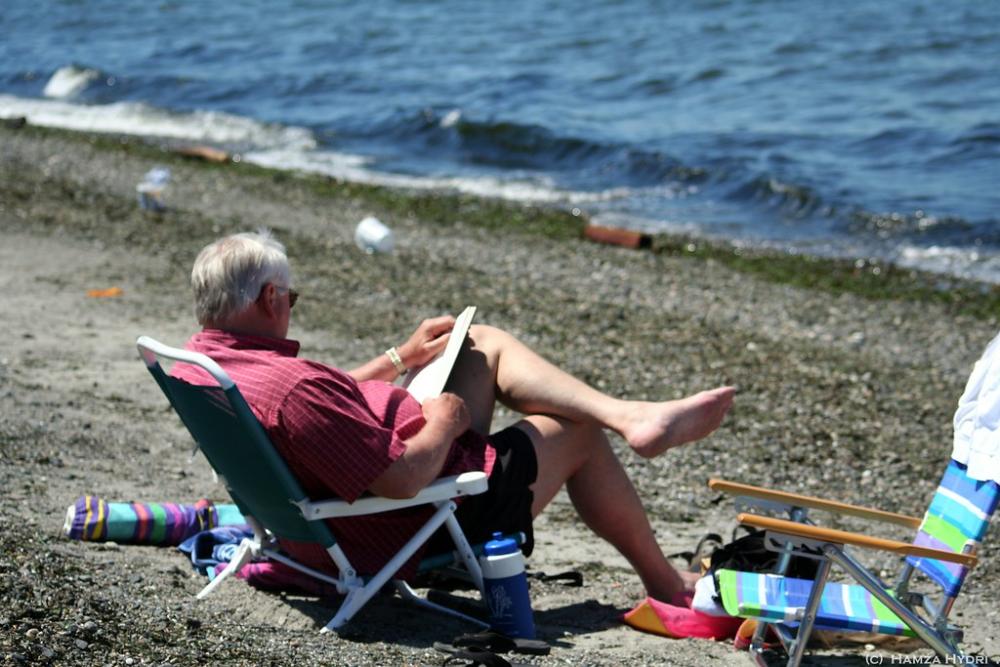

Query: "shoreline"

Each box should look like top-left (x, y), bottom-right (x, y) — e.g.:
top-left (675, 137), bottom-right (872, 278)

top-left (1, 119), bottom-right (998, 665)
top-left (6, 120), bottom-right (1000, 322)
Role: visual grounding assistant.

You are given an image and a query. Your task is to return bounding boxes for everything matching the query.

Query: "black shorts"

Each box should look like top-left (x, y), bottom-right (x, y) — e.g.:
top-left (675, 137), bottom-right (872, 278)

top-left (427, 425), bottom-right (538, 557)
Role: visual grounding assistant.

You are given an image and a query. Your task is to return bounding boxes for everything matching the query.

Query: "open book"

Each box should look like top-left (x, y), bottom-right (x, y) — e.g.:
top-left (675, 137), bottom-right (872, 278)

top-left (402, 306), bottom-right (476, 403)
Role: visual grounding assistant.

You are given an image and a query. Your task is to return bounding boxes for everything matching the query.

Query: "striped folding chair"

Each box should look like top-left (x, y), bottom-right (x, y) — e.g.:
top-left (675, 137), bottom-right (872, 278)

top-left (709, 459), bottom-right (998, 666)
top-left (137, 336), bottom-right (491, 633)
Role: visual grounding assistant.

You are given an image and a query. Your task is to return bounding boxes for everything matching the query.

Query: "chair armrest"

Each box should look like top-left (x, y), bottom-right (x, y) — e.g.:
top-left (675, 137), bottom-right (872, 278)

top-left (297, 471), bottom-right (489, 520)
top-left (736, 513), bottom-right (977, 568)
top-left (710, 478), bottom-right (922, 529)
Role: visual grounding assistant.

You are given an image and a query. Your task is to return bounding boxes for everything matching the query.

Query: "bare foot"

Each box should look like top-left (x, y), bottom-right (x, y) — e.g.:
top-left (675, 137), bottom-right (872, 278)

top-left (623, 386), bottom-right (735, 458)
top-left (679, 568), bottom-right (702, 589)
top-left (646, 569), bottom-right (700, 605)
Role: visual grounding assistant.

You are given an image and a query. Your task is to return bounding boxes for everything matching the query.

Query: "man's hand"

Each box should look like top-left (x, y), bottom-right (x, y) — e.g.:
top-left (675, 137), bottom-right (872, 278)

top-left (421, 393), bottom-right (470, 442)
top-left (398, 315), bottom-right (455, 370)
top-left (347, 315), bottom-right (456, 383)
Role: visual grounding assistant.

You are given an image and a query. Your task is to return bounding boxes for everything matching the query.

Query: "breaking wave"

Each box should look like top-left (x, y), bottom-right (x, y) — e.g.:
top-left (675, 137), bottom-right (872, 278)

top-left (0, 95), bottom-right (314, 151)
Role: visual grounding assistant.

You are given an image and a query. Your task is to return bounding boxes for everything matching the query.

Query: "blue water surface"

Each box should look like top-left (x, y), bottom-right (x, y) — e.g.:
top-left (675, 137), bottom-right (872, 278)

top-left (2, 0), bottom-right (999, 278)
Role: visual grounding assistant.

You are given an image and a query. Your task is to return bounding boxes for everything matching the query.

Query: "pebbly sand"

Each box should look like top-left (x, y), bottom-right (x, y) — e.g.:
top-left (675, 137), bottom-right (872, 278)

top-left (1, 123), bottom-right (998, 666)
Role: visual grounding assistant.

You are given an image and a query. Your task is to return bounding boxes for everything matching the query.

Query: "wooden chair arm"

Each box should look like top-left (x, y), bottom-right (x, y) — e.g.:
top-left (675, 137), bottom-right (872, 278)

top-left (710, 478), bottom-right (922, 529)
top-left (736, 513), bottom-right (977, 568)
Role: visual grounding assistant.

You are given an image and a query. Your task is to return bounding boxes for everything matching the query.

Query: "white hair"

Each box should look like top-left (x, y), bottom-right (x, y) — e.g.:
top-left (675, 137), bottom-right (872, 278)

top-left (191, 230), bottom-right (291, 325)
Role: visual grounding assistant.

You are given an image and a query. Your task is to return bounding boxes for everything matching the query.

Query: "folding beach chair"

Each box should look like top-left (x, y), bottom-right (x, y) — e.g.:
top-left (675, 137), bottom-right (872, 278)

top-left (709, 458), bottom-right (998, 666)
top-left (136, 336), bottom-right (489, 632)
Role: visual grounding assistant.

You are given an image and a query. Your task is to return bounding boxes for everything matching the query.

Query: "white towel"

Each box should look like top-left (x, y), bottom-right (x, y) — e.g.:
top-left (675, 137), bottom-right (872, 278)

top-left (691, 574), bottom-right (731, 617)
top-left (952, 330), bottom-right (1000, 485)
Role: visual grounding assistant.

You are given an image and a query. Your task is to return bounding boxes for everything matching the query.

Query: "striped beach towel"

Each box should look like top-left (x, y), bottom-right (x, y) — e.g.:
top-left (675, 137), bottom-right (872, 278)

top-left (63, 496), bottom-right (245, 546)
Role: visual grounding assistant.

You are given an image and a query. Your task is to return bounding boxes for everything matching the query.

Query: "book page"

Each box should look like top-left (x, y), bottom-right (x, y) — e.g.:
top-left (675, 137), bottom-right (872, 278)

top-left (402, 306), bottom-right (476, 403)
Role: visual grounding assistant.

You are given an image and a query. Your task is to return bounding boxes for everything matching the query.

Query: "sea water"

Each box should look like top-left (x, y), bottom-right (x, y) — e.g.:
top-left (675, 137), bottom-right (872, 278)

top-left (1, 0), bottom-right (997, 281)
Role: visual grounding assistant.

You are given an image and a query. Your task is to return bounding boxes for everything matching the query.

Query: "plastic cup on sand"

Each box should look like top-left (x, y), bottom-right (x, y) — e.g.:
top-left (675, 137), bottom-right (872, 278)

top-left (354, 216), bottom-right (395, 254)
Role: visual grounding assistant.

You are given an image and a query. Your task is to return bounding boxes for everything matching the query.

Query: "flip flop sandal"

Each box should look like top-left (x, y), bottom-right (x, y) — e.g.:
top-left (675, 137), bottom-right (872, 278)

top-left (691, 532), bottom-right (724, 573)
top-left (668, 532), bottom-right (724, 572)
top-left (433, 642), bottom-right (512, 667)
top-left (527, 570), bottom-right (583, 587)
top-left (452, 630), bottom-right (551, 656)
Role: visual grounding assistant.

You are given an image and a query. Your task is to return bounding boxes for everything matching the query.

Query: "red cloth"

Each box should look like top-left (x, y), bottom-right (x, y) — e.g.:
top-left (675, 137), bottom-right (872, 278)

top-left (173, 329), bottom-right (495, 580)
top-left (622, 596), bottom-right (742, 641)
top-left (215, 561), bottom-right (342, 598)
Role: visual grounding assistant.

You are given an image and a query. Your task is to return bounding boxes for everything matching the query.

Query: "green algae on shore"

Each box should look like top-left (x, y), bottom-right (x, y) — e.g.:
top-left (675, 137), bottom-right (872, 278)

top-left (4, 122), bottom-right (998, 323)
top-left (652, 235), bottom-right (1000, 322)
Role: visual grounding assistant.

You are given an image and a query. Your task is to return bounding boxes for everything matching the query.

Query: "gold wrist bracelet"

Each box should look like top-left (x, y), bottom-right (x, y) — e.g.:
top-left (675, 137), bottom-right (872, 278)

top-left (385, 346), bottom-right (407, 375)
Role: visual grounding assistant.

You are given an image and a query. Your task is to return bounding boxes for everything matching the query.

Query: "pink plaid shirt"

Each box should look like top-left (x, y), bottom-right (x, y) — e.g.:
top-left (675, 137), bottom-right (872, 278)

top-left (173, 329), bottom-right (496, 579)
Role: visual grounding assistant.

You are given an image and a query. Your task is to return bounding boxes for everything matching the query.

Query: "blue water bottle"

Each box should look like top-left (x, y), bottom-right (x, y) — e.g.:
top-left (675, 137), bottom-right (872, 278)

top-left (480, 532), bottom-right (535, 638)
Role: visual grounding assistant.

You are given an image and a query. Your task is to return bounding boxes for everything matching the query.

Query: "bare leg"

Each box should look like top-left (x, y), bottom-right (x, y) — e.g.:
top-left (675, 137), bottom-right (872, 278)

top-left (515, 414), bottom-right (687, 601)
top-left (445, 325), bottom-right (734, 457)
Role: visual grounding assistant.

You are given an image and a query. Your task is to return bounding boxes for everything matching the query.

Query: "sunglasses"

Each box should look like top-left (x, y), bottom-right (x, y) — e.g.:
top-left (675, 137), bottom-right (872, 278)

top-left (262, 284), bottom-right (299, 309)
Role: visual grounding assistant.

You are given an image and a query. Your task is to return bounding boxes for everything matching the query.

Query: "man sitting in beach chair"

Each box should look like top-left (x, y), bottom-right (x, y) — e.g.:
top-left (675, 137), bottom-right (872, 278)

top-left (171, 230), bottom-right (735, 603)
